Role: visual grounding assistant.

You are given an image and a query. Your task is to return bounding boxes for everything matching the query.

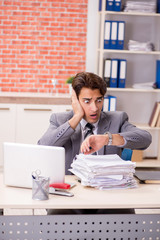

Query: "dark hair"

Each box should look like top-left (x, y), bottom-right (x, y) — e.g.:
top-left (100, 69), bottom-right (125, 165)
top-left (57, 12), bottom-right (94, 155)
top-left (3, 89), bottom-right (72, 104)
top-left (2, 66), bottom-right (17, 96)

top-left (72, 72), bottom-right (107, 98)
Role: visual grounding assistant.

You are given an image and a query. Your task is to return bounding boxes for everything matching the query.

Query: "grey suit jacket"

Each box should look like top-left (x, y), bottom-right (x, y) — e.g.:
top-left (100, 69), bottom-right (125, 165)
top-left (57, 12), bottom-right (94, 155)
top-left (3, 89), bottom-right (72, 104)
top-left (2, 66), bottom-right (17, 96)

top-left (38, 110), bottom-right (152, 174)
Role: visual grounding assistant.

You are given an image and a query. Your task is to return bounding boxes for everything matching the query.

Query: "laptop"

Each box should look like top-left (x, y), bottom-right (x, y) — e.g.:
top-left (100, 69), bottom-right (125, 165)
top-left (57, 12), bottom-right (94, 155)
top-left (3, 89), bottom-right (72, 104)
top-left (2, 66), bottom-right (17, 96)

top-left (3, 142), bottom-right (65, 188)
top-left (134, 167), bottom-right (160, 184)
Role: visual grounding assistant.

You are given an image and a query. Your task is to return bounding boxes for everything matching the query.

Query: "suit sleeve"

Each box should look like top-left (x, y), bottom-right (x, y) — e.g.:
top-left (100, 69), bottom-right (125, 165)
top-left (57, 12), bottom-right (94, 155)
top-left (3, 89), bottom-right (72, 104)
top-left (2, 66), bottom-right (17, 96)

top-left (118, 112), bottom-right (152, 150)
top-left (37, 112), bottom-right (75, 147)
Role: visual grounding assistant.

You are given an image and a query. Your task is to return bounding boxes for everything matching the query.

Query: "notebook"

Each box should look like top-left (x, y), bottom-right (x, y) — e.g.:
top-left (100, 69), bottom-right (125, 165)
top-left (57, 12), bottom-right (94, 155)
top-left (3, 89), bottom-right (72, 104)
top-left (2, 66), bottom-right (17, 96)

top-left (3, 142), bottom-right (65, 188)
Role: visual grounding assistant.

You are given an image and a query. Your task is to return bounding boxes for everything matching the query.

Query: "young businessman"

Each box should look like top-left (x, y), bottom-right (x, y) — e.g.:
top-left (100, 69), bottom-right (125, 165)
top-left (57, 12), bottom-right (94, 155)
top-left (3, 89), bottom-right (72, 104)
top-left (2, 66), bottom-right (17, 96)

top-left (38, 72), bottom-right (152, 175)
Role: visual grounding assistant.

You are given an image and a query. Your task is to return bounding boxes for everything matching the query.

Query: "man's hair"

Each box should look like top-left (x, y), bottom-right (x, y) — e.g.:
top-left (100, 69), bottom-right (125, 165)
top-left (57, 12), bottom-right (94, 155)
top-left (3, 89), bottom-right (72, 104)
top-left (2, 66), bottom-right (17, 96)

top-left (72, 72), bottom-right (107, 98)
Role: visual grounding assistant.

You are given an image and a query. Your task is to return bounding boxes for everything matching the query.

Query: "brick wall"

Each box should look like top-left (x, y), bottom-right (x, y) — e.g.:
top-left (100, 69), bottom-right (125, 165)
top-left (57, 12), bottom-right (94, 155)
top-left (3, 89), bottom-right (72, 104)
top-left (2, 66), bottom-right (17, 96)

top-left (0, 0), bottom-right (88, 94)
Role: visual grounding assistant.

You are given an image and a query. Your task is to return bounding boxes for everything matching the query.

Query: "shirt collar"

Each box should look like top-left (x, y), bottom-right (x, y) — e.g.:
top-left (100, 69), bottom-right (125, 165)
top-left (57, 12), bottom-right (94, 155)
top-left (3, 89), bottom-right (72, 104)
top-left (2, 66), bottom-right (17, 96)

top-left (80, 118), bottom-right (99, 131)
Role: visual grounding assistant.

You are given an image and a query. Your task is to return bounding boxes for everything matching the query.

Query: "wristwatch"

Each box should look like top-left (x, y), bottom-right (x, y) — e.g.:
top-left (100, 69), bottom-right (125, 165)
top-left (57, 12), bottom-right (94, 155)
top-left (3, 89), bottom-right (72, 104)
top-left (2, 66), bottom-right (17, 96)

top-left (104, 131), bottom-right (112, 146)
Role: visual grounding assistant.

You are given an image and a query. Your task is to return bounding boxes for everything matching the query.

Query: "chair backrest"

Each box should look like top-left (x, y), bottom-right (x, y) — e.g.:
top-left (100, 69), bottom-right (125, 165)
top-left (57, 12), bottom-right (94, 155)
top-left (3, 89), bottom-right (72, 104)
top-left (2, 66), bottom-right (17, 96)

top-left (121, 148), bottom-right (133, 161)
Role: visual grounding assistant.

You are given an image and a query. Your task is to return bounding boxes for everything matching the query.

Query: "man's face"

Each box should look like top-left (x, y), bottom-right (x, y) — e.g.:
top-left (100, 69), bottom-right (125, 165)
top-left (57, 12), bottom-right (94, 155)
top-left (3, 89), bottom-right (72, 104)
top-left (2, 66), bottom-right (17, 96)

top-left (78, 87), bottom-right (104, 123)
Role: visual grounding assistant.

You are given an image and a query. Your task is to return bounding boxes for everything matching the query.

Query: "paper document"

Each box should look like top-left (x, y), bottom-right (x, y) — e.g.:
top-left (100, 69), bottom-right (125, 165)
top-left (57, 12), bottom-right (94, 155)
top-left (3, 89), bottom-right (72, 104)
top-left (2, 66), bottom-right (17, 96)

top-left (128, 40), bottom-right (154, 52)
top-left (132, 82), bottom-right (154, 89)
top-left (124, 1), bottom-right (156, 13)
top-left (69, 154), bottom-right (137, 190)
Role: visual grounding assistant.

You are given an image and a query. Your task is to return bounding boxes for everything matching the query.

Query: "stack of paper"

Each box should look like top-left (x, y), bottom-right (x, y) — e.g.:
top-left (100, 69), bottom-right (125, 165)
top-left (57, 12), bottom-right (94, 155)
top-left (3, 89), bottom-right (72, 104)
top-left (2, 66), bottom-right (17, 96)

top-left (128, 40), bottom-right (154, 52)
top-left (132, 81), bottom-right (155, 89)
top-left (69, 154), bottom-right (137, 190)
top-left (124, 1), bottom-right (156, 13)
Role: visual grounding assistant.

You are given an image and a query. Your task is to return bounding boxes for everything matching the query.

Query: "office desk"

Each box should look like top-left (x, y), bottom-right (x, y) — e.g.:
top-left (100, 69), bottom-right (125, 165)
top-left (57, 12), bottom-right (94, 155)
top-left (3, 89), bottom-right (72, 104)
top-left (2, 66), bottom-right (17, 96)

top-left (0, 173), bottom-right (160, 239)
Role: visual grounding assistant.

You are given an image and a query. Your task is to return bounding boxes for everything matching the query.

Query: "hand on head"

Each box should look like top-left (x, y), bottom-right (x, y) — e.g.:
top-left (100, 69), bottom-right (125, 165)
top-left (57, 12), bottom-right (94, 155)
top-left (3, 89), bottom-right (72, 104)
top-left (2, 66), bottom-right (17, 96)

top-left (68, 89), bottom-right (84, 130)
top-left (71, 89), bottom-right (84, 119)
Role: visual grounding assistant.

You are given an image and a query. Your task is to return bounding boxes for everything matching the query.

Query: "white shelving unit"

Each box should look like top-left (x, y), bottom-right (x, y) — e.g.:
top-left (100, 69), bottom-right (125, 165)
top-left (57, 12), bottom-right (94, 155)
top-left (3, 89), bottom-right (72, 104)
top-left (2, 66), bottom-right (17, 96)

top-left (96, 0), bottom-right (160, 162)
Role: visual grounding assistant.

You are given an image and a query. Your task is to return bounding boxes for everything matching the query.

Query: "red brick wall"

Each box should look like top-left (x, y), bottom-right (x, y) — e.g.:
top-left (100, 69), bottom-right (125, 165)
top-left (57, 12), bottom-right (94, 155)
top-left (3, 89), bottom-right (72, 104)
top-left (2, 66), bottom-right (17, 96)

top-left (0, 0), bottom-right (88, 94)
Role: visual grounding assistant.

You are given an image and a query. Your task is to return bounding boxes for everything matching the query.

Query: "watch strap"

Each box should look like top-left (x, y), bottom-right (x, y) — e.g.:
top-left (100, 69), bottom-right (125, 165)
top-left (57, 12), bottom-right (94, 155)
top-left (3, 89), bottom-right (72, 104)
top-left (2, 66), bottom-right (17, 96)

top-left (105, 131), bottom-right (112, 146)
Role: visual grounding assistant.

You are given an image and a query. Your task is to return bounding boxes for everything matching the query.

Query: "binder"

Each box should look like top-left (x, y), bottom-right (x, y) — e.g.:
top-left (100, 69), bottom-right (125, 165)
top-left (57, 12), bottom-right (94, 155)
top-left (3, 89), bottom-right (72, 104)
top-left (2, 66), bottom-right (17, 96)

top-left (118, 59), bottom-right (127, 88)
top-left (108, 95), bottom-right (117, 111)
top-left (156, 60), bottom-right (160, 88)
top-left (98, 0), bottom-right (102, 11)
top-left (103, 96), bottom-right (109, 111)
top-left (99, 0), bottom-right (109, 11)
top-left (117, 21), bottom-right (125, 50)
top-left (110, 59), bottom-right (118, 88)
top-left (106, 0), bottom-right (114, 11)
top-left (103, 58), bottom-right (111, 87)
top-left (104, 21), bottom-right (111, 49)
top-left (110, 21), bottom-right (118, 49)
top-left (103, 95), bottom-right (117, 111)
top-left (157, 0), bottom-right (160, 13)
top-left (114, 0), bottom-right (121, 11)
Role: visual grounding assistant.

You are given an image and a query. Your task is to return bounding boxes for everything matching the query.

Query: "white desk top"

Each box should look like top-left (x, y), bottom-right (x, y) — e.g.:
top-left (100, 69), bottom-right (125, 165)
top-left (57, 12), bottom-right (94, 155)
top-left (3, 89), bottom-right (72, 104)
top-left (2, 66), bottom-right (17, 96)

top-left (0, 173), bottom-right (160, 209)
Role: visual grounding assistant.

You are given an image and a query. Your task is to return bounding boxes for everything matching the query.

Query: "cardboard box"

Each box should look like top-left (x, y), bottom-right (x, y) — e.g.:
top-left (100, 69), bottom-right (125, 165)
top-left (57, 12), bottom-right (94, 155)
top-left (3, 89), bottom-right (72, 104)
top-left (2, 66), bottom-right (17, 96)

top-left (132, 150), bottom-right (143, 162)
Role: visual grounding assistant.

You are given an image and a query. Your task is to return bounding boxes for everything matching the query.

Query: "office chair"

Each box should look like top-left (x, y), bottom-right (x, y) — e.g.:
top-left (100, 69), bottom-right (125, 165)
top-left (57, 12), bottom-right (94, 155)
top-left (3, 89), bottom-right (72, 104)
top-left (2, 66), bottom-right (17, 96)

top-left (121, 148), bottom-right (133, 161)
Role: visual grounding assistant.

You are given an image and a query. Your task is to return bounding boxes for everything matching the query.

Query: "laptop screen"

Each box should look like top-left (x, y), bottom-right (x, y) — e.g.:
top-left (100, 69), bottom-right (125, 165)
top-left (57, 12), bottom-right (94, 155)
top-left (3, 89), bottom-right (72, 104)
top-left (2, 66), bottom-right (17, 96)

top-left (3, 142), bottom-right (65, 188)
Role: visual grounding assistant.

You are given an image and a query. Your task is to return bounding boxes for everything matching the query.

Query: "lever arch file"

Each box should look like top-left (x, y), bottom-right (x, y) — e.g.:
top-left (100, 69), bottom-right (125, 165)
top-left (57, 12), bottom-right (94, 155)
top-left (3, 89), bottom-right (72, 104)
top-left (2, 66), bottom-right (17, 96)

top-left (114, 0), bottom-right (121, 11)
top-left (104, 59), bottom-right (111, 87)
top-left (157, 0), bottom-right (160, 13)
top-left (156, 60), bottom-right (160, 88)
top-left (104, 20), bottom-right (111, 49)
top-left (108, 95), bottom-right (117, 111)
top-left (104, 21), bottom-right (124, 49)
top-left (106, 0), bottom-right (114, 11)
top-left (117, 21), bottom-right (125, 50)
top-left (99, 0), bottom-right (102, 11)
top-left (118, 59), bottom-right (127, 88)
top-left (103, 96), bottom-right (109, 112)
top-left (102, 0), bottom-right (121, 12)
top-left (110, 21), bottom-right (118, 49)
top-left (103, 95), bottom-right (117, 111)
top-left (110, 59), bottom-right (118, 88)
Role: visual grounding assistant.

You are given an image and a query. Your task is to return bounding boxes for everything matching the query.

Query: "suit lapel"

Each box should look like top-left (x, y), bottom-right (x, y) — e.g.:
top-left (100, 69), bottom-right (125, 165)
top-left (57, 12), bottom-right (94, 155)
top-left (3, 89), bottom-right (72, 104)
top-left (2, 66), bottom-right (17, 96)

top-left (71, 124), bottom-right (81, 158)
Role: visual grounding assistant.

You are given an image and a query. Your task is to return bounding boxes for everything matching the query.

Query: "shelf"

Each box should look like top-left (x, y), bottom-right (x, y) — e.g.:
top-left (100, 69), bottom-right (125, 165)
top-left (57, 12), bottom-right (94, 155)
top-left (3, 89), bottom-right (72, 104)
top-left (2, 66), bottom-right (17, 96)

top-left (135, 159), bottom-right (160, 168)
top-left (107, 88), bottom-right (160, 93)
top-left (133, 123), bottom-right (160, 130)
top-left (97, 49), bottom-right (160, 55)
top-left (99, 11), bottom-right (160, 17)
top-left (98, 1), bottom-right (160, 162)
